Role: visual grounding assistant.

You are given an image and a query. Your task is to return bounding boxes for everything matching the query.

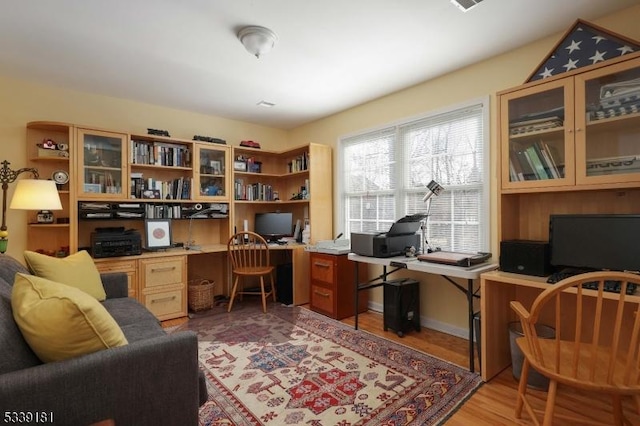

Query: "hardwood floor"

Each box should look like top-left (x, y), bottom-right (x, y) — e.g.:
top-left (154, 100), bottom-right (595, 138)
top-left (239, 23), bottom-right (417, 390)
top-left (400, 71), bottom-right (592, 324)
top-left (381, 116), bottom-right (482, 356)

top-left (340, 309), bottom-right (640, 426)
top-left (165, 305), bottom-right (640, 425)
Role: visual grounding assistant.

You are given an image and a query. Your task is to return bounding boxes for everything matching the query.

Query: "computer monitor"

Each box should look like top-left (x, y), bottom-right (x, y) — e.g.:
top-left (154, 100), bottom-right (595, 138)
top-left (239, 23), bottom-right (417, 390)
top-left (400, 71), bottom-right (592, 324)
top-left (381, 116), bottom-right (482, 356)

top-left (254, 212), bottom-right (293, 242)
top-left (549, 214), bottom-right (640, 272)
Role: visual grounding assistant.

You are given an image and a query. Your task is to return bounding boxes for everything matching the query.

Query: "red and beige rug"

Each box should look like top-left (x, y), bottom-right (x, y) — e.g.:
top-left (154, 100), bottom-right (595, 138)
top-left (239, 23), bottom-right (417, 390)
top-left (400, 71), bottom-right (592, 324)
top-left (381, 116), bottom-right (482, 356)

top-left (178, 303), bottom-right (482, 425)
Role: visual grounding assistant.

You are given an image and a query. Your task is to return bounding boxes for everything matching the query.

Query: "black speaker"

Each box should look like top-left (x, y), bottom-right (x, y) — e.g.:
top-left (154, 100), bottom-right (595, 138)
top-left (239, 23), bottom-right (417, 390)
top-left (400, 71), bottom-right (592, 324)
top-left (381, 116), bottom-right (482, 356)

top-left (383, 279), bottom-right (421, 337)
top-left (500, 240), bottom-right (552, 277)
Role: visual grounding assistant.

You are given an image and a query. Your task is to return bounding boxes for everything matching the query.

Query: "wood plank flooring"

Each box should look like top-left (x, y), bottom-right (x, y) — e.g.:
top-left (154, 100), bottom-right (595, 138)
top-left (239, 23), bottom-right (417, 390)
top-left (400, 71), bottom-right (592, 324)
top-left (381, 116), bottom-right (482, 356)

top-left (165, 305), bottom-right (640, 425)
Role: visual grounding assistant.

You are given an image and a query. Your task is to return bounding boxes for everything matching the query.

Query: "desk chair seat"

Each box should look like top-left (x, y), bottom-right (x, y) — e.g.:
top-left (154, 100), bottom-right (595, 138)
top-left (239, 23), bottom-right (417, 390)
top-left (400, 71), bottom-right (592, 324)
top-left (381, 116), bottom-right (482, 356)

top-left (227, 231), bottom-right (276, 313)
top-left (510, 271), bottom-right (640, 426)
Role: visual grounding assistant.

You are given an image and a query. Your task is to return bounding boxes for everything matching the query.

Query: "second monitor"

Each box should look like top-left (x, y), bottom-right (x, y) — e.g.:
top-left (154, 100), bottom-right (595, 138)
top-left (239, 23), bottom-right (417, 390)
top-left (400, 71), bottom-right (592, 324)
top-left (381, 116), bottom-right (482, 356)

top-left (254, 212), bottom-right (293, 242)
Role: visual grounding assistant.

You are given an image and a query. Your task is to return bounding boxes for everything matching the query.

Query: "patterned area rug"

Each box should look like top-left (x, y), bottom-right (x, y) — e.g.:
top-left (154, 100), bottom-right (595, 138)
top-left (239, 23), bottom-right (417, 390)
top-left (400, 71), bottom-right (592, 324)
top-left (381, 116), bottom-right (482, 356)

top-left (177, 303), bottom-right (482, 425)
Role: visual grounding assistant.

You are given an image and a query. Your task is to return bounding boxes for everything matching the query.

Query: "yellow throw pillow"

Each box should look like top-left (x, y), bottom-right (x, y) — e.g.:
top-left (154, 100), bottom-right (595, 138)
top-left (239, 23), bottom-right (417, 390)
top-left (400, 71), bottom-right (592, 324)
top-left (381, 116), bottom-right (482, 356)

top-left (11, 273), bottom-right (128, 363)
top-left (23, 250), bottom-right (106, 301)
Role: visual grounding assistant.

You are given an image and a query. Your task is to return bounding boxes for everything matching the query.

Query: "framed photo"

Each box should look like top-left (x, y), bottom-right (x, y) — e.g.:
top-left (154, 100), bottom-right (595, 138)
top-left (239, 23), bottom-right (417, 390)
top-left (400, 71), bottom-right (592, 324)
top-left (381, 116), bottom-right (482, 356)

top-left (233, 160), bottom-right (247, 172)
top-left (249, 161), bottom-right (262, 173)
top-left (83, 183), bottom-right (102, 193)
top-left (145, 219), bottom-right (172, 250)
top-left (142, 189), bottom-right (161, 199)
top-left (210, 160), bottom-right (222, 175)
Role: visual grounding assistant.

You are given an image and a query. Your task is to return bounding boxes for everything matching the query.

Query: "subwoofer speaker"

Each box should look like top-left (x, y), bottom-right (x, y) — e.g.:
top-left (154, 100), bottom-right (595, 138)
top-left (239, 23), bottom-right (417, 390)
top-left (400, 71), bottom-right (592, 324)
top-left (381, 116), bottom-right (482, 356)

top-left (500, 240), bottom-right (552, 277)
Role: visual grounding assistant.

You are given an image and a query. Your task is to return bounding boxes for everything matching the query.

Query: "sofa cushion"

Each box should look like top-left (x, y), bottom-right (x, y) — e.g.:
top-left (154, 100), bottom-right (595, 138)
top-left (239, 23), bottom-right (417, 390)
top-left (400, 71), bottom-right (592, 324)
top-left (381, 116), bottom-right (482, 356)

top-left (23, 250), bottom-right (106, 301)
top-left (102, 298), bottom-right (166, 343)
top-left (0, 277), bottom-right (41, 374)
top-left (0, 254), bottom-right (29, 286)
top-left (11, 273), bottom-right (128, 363)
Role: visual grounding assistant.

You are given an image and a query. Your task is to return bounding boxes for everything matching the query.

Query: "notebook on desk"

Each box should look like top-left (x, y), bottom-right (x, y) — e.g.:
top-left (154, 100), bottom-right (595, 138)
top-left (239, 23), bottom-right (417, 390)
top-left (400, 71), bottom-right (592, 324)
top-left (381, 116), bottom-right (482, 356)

top-left (417, 251), bottom-right (491, 267)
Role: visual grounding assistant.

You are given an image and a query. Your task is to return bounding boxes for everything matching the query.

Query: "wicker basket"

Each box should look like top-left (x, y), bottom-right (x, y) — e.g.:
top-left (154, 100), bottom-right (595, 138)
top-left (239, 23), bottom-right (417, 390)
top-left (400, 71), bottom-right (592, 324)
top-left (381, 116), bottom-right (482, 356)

top-left (188, 279), bottom-right (215, 312)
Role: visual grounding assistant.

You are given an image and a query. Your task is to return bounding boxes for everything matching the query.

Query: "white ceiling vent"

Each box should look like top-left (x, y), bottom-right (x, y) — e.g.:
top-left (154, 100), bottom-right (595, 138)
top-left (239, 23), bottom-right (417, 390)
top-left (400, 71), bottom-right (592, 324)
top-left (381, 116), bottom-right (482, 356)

top-left (450, 0), bottom-right (484, 12)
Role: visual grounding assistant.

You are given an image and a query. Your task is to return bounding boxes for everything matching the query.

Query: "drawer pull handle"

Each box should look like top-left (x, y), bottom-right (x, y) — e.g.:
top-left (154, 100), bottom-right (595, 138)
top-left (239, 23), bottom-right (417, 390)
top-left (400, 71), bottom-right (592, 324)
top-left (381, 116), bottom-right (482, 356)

top-left (314, 290), bottom-right (330, 297)
top-left (152, 296), bottom-right (177, 304)
top-left (151, 266), bottom-right (176, 273)
top-left (314, 262), bottom-right (331, 268)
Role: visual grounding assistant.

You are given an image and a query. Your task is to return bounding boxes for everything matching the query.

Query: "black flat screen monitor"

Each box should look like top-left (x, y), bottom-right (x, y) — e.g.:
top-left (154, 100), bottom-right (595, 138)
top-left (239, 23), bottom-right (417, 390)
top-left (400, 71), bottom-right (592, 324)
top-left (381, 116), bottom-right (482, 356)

top-left (549, 214), bottom-right (640, 272)
top-left (254, 212), bottom-right (293, 242)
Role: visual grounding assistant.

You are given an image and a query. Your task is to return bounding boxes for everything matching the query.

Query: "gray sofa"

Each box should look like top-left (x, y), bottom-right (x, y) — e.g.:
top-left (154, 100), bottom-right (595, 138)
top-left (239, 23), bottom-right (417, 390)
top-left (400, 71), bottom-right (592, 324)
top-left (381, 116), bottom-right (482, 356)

top-left (0, 254), bottom-right (207, 425)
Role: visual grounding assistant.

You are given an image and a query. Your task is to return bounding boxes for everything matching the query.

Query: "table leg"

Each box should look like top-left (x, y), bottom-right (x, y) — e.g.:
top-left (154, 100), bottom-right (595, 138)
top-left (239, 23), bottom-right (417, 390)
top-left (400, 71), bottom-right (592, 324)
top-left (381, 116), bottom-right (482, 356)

top-left (354, 261), bottom-right (360, 330)
top-left (467, 278), bottom-right (475, 373)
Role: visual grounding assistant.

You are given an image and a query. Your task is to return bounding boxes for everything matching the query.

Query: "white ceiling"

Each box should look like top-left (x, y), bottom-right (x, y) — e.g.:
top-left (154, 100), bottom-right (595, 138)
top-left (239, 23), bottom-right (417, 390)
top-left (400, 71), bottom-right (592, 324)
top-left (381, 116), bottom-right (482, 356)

top-left (1, 0), bottom-right (639, 129)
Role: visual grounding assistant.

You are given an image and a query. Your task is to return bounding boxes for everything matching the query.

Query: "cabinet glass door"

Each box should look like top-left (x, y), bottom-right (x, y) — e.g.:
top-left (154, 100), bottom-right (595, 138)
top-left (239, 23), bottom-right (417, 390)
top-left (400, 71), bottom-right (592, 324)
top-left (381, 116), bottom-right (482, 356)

top-left (195, 144), bottom-right (229, 200)
top-left (77, 128), bottom-right (128, 198)
top-left (501, 79), bottom-right (575, 189)
top-left (576, 59), bottom-right (640, 185)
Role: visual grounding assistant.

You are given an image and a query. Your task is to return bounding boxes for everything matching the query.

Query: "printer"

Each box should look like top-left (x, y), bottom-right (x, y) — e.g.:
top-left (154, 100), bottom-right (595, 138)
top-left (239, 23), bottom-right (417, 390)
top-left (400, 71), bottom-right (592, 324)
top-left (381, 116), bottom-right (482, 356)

top-left (351, 215), bottom-right (424, 258)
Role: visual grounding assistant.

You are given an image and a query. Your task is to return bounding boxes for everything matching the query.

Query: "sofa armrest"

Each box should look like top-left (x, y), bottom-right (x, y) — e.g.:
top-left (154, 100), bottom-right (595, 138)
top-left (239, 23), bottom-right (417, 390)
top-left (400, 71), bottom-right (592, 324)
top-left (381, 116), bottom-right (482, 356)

top-left (0, 331), bottom-right (202, 426)
top-left (101, 272), bottom-right (129, 299)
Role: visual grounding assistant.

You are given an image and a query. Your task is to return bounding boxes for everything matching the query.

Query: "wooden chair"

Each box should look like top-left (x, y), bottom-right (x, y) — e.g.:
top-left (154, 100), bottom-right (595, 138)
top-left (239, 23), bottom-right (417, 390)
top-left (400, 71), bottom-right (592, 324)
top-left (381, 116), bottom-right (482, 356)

top-left (510, 271), bottom-right (640, 426)
top-left (227, 231), bottom-right (276, 313)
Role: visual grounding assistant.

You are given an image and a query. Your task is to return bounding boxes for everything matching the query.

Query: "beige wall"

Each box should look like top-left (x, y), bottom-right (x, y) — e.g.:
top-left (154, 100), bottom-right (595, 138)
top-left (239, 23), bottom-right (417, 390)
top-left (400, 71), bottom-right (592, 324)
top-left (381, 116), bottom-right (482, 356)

top-left (289, 5), bottom-right (640, 334)
top-left (0, 77), bottom-right (288, 258)
top-left (1, 5), bottom-right (639, 335)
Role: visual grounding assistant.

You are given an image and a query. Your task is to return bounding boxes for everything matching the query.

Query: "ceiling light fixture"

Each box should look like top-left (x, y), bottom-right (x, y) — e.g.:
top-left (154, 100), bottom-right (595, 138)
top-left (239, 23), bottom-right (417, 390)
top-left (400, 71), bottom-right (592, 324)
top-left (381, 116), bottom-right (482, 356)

top-left (237, 26), bottom-right (278, 59)
top-left (256, 100), bottom-right (275, 108)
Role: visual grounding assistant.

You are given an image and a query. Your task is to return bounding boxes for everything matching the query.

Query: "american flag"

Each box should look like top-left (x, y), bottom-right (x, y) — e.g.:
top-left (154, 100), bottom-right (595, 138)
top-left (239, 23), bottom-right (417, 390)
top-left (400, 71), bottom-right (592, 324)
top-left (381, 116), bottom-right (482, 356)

top-left (528, 21), bottom-right (639, 82)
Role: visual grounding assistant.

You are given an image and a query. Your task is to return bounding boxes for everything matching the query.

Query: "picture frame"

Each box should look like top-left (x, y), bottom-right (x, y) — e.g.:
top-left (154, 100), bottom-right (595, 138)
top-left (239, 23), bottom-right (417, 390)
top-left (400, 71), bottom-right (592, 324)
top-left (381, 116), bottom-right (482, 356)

top-left (142, 189), bottom-right (161, 199)
top-left (83, 183), bottom-right (102, 193)
top-left (145, 218), bottom-right (172, 250)
top-left (210, 160), bottom-right (222, 175)
top-left (233, 160), bottom-right (247, 172)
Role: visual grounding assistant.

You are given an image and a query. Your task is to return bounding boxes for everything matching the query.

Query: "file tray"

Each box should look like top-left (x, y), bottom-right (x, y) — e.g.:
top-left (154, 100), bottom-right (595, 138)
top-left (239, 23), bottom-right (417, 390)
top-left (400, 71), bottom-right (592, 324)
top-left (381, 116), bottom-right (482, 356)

top-left (417, 251), bottom-right (491, 267)
top-left (308, 239), bottom-right (351, 255)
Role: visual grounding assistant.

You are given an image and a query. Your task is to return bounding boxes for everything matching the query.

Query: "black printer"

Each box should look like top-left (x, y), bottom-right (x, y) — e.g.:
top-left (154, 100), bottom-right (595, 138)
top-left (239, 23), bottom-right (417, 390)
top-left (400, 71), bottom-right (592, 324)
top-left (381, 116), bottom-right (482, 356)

top-left (91, 227), bottom-right (142, 258)
top-left (351, 215), bottom-right (424, 258)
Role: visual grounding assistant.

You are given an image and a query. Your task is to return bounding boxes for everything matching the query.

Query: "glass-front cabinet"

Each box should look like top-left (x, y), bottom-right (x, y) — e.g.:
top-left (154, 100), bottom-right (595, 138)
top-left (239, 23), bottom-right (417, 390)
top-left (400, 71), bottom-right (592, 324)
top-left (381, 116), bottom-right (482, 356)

top-left (501, 79), bottom-right (575, 189)
top-left (76, 128), bottom-right (128, 198)
top-left (501, 55), bottom-right (640, 191)
top-left (576, 58), bottom-right (640, 185)
top-left (194, 143), bottom-right (230, 201)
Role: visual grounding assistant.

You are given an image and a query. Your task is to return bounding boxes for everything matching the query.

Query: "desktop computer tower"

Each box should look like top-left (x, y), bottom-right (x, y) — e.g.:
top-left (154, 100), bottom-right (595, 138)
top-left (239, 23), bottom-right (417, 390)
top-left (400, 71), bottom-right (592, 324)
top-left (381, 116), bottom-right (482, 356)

top-left (276, 263), bottom-right (293, 305)
top-left (383, 279), bottom-right (421, 337)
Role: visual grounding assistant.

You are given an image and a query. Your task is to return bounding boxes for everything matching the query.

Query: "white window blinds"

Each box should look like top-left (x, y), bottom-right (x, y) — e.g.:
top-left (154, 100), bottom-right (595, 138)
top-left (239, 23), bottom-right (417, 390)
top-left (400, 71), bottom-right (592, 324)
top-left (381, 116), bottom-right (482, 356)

top-left (341, 99), bottom-right (488, 253)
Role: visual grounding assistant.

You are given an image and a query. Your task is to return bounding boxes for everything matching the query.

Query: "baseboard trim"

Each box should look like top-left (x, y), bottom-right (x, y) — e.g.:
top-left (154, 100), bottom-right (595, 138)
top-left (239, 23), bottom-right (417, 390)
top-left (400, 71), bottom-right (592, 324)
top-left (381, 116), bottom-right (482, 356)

top-left (367, 301), bottom-right (469, 341)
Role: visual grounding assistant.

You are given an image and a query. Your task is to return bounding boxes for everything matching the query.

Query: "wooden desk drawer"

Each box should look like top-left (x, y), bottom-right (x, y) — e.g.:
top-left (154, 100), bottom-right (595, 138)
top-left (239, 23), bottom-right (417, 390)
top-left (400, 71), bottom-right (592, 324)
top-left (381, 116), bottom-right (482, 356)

top-left (310, 255), bottom-right (335, 284)
top-left (95, 259), bottom-right (138, 298)
top-left (144, 289), bottom-right (184, 320)
top-left (141, 257), bottom-right (184, 288)
top-left (311, 284), bottom-right (334, 313)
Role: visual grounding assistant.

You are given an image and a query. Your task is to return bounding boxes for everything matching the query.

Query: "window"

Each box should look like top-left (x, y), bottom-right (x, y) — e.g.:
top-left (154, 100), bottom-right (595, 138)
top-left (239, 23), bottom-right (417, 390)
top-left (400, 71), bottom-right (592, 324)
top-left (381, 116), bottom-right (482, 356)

top-left (340, 98), bottom-right (489, 253)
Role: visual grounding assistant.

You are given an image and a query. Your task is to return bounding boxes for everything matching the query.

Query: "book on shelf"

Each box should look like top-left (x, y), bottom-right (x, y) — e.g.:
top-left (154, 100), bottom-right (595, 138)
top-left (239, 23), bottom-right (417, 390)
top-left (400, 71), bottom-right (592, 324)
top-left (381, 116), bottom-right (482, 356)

top-left (523, 147), bottom-right (550, 180)
top-left (586, 154), bottom-right (640, 176)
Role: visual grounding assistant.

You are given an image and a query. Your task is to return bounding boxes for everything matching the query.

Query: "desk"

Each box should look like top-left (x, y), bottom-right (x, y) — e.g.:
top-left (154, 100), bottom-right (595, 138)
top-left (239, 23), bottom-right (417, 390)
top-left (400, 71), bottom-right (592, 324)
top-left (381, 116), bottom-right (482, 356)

top-left (95, 243), bottom-right (310, 320)
top-left (348, 253), bottom-right (498, 373)
top-left (479, 270), bottom-right (640, 382)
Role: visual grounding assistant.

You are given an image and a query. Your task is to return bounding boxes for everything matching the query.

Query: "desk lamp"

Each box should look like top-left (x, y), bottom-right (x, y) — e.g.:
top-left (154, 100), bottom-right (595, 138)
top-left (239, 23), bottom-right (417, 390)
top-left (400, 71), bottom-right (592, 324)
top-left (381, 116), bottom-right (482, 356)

top-left (185, 206), bottom-right (223, 251)
top-left (0, 160), bottom-right (62, 253)
top-left (420, 179), bottom-right (444, 254)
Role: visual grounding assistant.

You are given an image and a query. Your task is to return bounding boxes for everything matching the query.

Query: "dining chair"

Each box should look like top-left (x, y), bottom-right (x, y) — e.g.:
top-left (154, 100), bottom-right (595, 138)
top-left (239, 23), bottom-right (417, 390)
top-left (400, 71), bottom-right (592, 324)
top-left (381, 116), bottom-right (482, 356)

top-left (510, 271), bottom-right (640, 426)
top-left (227, 231), bottom-right (276, 313)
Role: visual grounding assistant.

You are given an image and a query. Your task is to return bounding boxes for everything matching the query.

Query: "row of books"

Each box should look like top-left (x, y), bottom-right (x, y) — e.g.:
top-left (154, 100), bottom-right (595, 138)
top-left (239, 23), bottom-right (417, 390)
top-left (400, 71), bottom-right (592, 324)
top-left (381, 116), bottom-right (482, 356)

top-left (144, 204), bottom-right (184, 219)
top-left (130, 172), bottom-right (192, 200)
top-left (234, 179), bottom-right (276, 201)
top-left (287, 152), bottom-right (309, 173)
top-left (509, 141), bottom-right (564, 181)
top-left (131, 140), bottom-right (192, 167)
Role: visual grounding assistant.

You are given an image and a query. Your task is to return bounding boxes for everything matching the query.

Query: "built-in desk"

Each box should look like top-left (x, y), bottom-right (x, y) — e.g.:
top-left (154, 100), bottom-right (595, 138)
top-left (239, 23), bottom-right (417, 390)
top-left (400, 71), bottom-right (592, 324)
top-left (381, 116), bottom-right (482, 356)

top-left (480, 270), bottom-right (640, 382)
top-left (348, 253), bottom-right (498, 373)
top-left (94, 243), bottom-right (310, 320)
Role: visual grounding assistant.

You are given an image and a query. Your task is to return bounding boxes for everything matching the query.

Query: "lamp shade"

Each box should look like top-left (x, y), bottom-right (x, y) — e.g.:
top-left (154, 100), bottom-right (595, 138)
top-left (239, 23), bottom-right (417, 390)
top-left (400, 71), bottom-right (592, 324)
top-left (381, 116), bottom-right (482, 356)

top-left (9, 179), bottom-right (62, 210)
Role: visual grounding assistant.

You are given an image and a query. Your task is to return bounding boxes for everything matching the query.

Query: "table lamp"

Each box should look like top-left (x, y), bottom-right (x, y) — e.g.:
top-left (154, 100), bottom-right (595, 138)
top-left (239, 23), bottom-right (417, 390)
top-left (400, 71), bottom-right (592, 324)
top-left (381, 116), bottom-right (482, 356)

top-left (420, 180), bottom-right (444, 254)
top-left (0, 160), bottom-right (62, 253)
